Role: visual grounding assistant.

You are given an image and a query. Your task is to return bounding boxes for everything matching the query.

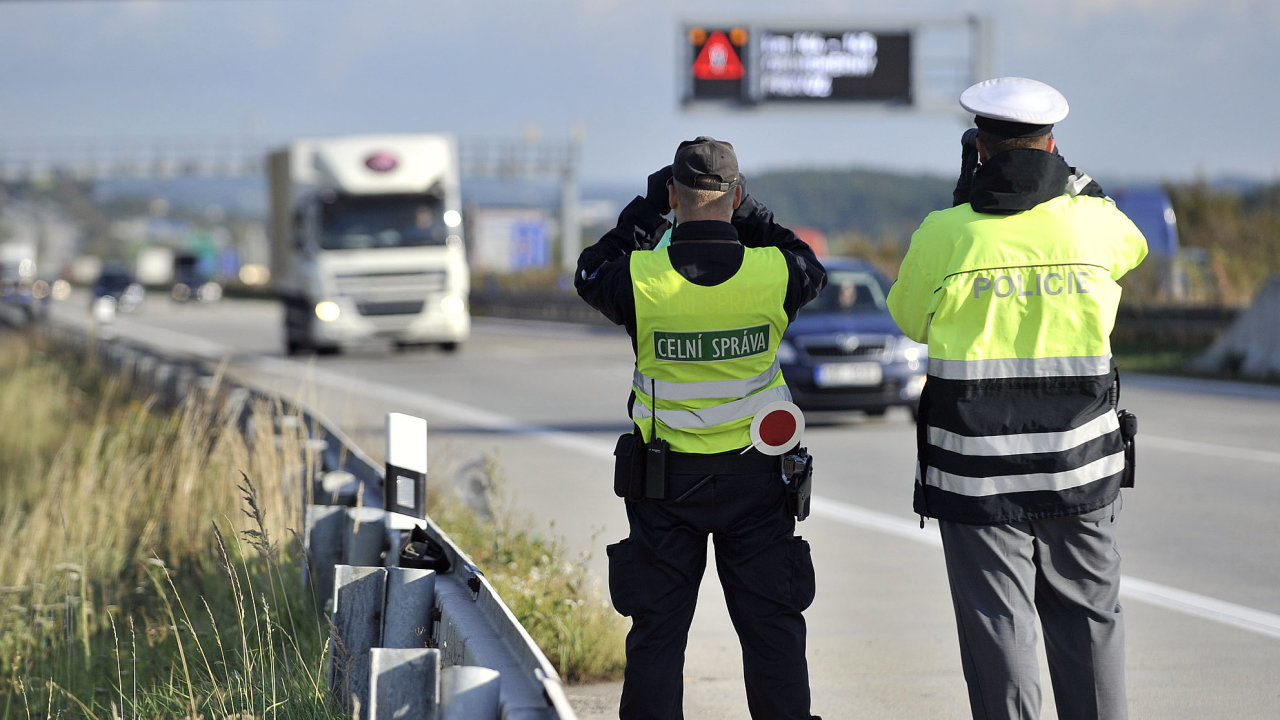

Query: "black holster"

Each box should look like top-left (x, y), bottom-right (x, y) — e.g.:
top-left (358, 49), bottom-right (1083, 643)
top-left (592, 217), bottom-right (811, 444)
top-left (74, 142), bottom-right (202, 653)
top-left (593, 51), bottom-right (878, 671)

top-left (1118, 410), bottom-right (1138, 488)
top-left (782, 447), bottom-right (814, 521)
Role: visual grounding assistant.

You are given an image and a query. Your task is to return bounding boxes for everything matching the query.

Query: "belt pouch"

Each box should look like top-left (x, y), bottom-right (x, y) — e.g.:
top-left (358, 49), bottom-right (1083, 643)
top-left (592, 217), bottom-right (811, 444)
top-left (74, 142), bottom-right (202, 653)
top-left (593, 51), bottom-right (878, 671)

top-left (613, 432), bottom-right (645, 499)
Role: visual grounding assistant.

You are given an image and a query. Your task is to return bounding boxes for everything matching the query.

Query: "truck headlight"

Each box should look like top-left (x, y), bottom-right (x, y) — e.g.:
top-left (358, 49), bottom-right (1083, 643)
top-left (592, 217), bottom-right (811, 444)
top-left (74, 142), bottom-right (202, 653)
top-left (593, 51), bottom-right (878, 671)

top-left (440, 295), bottom-right (466, 316)
top-left (315, 301), bottom-right (341, 322)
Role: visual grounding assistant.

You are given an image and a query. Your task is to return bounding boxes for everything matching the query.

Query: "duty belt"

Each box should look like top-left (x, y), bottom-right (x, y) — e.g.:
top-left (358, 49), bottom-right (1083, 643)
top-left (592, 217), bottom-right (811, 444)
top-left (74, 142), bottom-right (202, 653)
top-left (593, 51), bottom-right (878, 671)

top-left (665, 447), bottom-right (780, 475)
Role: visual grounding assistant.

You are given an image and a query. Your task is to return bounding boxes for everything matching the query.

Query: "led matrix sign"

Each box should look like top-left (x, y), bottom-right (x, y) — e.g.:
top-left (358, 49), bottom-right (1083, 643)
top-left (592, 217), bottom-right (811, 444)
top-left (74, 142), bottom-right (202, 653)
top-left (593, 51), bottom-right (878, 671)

top-left (758, 30), bottom-right (911, 103)
top-left (683, 24), bottom-right (913, 106)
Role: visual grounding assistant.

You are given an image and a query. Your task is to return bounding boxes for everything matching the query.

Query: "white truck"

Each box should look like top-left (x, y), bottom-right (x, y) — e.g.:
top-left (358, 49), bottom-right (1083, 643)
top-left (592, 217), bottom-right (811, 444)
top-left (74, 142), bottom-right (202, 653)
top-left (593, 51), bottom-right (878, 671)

top-left (268, 134), bottom-right (470, 355)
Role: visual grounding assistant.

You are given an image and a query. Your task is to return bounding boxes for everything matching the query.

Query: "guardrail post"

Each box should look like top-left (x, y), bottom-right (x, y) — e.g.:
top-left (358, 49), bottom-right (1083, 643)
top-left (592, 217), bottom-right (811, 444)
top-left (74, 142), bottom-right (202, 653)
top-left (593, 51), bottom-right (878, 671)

top-left (331, 564), bottom-right (388, 720)
top-left (320, 469), bottom-right (361, 506)
top-left (304, 504), bottom-right (344, 604)
top-left (382, 567), bottom-right (436, 649)
top-left (369, 648), bottom-right (441, 720)
top-left (344, 507), bottom-right (388, 567)
top-left (440, 666), bottom-right (502, 720)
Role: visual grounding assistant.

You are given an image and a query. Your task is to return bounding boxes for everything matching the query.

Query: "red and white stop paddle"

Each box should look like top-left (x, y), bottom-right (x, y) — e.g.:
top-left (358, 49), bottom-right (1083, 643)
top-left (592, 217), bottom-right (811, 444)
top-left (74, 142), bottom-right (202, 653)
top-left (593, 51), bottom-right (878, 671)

top-left (748, 400), bottom-right (805, 455)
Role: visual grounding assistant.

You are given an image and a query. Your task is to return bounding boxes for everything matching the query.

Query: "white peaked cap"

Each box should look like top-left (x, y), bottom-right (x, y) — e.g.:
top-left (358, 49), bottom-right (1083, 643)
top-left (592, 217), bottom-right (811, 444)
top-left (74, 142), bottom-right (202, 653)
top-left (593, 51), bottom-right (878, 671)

top-left (960, 77), bottom-right (1069, 125)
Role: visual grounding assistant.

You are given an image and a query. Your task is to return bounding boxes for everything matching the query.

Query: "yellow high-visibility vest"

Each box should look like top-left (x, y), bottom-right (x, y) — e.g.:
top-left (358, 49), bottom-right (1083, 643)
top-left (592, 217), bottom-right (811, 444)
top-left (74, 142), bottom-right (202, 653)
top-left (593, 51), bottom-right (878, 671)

top-left (631, 247), bottom-right (791, 454)
top-left (888, 193), bottom-right (1148, 522)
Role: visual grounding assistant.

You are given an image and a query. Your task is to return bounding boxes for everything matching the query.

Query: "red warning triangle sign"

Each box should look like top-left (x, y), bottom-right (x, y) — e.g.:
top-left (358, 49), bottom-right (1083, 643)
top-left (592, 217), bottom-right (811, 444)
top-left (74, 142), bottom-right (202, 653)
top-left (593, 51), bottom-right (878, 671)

top-left (693, 31), bottom-right (744, 81)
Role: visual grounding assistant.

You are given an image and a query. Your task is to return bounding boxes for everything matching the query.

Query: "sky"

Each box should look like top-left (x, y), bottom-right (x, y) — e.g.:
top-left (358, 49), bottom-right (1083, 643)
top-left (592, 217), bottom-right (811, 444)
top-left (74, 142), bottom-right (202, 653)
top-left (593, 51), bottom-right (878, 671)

top-left (1, 0), bottom-right (1278, 190)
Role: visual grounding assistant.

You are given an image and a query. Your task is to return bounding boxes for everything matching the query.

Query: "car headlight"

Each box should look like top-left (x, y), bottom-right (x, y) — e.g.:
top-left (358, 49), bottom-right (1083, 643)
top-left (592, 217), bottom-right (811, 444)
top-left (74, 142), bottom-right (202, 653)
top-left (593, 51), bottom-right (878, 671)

top-left (198, 282), bottom-right (223, 302)
top-left (776, 338), bottom-right (798, 364)
top-left (896, 338), bottom-right (927, 364)
top-left (315, 301), bottom-right (342, 322)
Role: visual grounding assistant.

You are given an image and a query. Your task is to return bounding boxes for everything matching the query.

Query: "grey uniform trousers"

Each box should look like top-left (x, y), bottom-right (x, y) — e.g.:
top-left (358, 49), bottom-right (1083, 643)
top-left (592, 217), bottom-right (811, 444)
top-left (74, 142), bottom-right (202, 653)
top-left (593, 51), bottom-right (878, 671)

top-left (938, 500), bottom-right (1128, 720)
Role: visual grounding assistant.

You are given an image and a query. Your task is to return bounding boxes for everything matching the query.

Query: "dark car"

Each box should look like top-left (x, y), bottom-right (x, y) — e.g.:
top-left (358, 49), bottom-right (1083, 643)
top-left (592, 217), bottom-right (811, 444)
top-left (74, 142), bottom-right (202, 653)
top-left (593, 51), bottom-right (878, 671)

top-left (91, 265), bottom-right (144, 312)
top-left (170, 254), bottom-right (222, 303)
top-left (780, 257), bottom-right (926, 419)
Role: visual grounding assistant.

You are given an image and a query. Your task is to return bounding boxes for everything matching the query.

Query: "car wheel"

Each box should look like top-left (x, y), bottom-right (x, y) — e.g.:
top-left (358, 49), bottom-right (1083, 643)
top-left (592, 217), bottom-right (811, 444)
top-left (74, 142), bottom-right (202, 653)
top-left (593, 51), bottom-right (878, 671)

top-left (865, 407), bottom-right (888, 417)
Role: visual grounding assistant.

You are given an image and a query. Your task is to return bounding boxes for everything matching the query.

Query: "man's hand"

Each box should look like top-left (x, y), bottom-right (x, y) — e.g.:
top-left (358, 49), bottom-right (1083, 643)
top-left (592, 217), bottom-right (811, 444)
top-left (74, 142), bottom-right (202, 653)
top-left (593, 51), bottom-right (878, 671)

top-left (951, 128), bottom-right (980, 207)
top-left (645, 165), bottom-right (673, 214)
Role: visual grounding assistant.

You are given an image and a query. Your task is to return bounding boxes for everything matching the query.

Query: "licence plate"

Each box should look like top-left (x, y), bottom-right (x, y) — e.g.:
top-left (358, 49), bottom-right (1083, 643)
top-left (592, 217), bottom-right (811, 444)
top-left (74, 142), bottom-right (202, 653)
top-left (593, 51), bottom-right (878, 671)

top-left (815, 362), bottom-right (883, 388)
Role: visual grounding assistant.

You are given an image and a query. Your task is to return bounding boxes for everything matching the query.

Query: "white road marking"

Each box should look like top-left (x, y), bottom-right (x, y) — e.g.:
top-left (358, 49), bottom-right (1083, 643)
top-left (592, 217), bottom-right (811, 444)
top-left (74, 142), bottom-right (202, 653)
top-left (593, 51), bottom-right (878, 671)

top-left (811, 496), bottom-right (1280, 640)
top-left (1143, 434), bottom-right (1280, 465)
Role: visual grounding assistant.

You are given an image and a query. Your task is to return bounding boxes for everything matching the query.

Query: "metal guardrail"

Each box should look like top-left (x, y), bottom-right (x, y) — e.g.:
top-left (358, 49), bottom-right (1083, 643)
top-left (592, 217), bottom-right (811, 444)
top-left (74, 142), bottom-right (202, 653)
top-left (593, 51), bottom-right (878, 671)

top-left (38, 322), bottom-right (577, 720)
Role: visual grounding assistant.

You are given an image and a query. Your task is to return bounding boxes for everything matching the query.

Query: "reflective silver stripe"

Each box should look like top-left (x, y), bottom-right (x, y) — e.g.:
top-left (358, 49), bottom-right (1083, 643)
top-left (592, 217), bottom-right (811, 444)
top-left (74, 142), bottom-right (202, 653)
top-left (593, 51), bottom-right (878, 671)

top-left (632, 385), bottom-right (792, 430)
top-left (633, 359), bottom-right (782, 402)
top-left (928, 412), bottom-right (1119, 457)
top-left (923, 451), bottom-right (1126, 497)
top-left (928, 354), bottom-right (1112, 380)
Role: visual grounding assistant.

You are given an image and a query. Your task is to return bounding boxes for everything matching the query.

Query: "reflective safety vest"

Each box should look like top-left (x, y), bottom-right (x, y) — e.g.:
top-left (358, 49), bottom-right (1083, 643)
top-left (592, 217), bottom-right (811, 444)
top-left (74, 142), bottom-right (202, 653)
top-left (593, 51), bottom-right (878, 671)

top-left (887, 193), bottom-right (1148, 523)
top-left (630, 247), bottom-right (792, 454)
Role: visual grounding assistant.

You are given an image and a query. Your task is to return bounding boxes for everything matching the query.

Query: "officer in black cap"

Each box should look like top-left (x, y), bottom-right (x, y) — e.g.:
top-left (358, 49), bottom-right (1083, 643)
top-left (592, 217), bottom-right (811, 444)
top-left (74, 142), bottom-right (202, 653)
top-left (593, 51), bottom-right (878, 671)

top-left (576, 136), bottom-right (826, 720)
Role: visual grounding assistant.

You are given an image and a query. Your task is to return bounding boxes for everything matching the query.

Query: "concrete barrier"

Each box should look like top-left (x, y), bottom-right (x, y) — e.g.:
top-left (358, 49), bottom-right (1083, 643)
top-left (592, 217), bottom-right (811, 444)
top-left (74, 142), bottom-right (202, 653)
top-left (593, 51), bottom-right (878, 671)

top-left (1189, 273), bottom-right (1280, 379)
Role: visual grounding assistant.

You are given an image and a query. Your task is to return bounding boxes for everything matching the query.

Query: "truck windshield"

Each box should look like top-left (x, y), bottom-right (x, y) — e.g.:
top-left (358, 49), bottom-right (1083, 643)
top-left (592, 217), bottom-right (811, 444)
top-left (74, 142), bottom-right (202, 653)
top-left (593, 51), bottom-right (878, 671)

top-left (318, 194), bottom-right (450, 250)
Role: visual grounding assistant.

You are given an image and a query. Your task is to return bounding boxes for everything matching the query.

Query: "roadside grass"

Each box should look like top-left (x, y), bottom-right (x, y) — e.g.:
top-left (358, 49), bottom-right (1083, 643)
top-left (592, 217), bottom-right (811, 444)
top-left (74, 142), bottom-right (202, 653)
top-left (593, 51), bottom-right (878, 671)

top-left (0, 330), bottom-right (627, 718)
top-left (0, 332), bottom-right (341, 719)
top-left (426, 456), bottom-right (628, 684)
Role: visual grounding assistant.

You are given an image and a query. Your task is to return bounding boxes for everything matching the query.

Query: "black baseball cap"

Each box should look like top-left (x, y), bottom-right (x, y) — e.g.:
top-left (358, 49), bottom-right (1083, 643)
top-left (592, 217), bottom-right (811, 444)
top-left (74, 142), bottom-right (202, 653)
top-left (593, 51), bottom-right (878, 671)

top-left (672, 136), bottom-right (739, 192)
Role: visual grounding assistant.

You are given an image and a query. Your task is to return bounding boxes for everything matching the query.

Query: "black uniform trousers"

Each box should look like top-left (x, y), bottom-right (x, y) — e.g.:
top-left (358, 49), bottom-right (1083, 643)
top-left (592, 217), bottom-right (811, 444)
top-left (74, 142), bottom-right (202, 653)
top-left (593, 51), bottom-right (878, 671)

top-left (607, 462), bottom-right (817, 720)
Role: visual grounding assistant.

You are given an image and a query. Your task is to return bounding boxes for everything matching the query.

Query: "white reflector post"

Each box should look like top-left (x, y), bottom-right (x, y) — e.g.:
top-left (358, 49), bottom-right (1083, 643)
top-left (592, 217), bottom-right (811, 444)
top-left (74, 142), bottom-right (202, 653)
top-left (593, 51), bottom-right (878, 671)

top-left (386, 413), bottom-right (428, 520)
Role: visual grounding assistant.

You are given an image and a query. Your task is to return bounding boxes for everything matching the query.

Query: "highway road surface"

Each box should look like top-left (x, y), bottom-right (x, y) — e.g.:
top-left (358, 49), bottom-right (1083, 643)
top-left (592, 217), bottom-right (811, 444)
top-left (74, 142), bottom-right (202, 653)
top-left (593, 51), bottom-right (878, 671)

top-left (46, 294), bottom-right (1280, 719)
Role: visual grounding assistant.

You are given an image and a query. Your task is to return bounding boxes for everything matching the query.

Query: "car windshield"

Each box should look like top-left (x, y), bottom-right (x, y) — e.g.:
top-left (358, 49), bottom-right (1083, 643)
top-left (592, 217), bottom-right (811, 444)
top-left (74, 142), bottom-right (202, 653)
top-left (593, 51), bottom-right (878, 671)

top-left (97, 268), bottom-right (134, 288)
top-left (319, 194), bottom-right (449, 250)
top-left (805, 269), bottom-right (889, 314)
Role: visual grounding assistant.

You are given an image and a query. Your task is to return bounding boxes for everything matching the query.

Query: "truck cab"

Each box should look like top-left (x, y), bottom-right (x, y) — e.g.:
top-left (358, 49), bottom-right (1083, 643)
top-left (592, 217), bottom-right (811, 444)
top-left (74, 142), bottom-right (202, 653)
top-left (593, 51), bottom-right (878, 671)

top-left (270, 135), bottom-right (471, 355)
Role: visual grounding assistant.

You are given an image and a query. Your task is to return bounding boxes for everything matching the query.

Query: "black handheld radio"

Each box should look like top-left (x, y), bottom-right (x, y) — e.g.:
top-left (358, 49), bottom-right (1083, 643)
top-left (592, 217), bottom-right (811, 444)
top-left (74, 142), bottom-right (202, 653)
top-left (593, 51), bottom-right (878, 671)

top-left (644, 378), bottom-right (668, 500)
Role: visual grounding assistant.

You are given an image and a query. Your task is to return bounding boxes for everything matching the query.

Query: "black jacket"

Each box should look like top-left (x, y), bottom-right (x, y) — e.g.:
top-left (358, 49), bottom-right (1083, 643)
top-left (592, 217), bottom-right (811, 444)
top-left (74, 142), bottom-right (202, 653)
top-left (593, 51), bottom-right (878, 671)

top-left (575, 193), bottom-right (827, 351)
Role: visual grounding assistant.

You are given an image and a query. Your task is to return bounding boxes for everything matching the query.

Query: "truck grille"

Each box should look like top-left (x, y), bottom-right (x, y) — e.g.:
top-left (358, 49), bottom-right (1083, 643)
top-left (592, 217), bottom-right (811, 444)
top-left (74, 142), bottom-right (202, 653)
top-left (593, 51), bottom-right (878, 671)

top-left (334, 269), bottom-right (447, 295)
top-left (332, 269), bottom-right (446, 317)
top-left (357, 300), bottom-right (426, 316)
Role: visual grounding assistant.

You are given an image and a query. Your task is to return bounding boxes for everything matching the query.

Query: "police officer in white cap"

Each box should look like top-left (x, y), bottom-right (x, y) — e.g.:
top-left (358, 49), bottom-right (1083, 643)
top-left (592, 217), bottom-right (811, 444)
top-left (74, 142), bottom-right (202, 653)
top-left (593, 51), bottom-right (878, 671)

top-left (888, 78), bottom-right (1148, 719)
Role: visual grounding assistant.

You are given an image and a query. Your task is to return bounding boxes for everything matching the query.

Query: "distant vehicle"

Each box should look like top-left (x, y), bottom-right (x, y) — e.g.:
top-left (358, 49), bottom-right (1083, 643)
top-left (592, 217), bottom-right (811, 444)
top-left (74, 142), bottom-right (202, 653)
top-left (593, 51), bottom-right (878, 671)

top-left (170, 253), bottom-right (222, 303)
top-left (1112, 187), bottom-right (1178, 257)
top-left (1112, 186), bottom-right (1187, 299)
top-left (780, 257), bottom-right (926, 419)
top-left (91, 265), bottom-right (145, 313)
top-left (267, 134), bottom-right (471, 355)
